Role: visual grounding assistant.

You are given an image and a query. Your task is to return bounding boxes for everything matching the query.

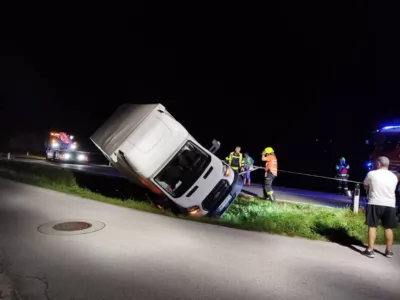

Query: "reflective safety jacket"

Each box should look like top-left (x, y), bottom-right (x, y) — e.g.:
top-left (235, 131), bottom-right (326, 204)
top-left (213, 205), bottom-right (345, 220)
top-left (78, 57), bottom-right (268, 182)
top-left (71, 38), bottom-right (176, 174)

top-left (336, 163), bottom-right (350, 175)
top-left (265, 154), bottom-right (278, 176)
top-left (226, 152), bottom-right (244, 170)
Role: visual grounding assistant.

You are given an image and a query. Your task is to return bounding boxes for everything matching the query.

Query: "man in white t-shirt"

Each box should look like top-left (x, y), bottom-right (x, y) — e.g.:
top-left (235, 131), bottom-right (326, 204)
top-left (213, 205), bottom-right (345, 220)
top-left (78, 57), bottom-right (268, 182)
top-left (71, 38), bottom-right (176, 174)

top-left (363, 156), bottom-right (398, 258)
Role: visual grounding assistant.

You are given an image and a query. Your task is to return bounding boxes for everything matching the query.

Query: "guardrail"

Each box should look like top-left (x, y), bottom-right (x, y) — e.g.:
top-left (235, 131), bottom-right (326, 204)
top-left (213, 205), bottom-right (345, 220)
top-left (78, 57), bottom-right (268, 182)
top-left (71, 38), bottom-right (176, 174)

top-left (0, 152), bottom-right (46, 160)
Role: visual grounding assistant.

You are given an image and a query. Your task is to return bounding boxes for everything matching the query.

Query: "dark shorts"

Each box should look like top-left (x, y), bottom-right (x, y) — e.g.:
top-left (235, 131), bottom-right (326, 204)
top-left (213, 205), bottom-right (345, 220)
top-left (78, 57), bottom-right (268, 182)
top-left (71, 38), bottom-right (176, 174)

top-left (365, 204), bottom-right (398, 229)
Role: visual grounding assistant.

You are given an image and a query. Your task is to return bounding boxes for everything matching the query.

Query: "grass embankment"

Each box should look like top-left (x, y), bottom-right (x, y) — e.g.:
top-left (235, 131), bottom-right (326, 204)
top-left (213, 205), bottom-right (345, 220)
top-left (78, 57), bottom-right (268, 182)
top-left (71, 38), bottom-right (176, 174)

top-left (0, 161), bottom-right (398, 245)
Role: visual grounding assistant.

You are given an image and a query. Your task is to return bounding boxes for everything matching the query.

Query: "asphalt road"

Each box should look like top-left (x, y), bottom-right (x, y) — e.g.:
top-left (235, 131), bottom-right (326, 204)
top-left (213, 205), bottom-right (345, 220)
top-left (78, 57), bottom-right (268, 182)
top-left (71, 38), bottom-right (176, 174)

top-left (242, 184), bottom-right (361, 208)
top-left (5, 158), bottom-right (355, 208)
top-left (9, 157), bottom-right (123, 177)
top-left (0, 178), bottom-right (399, 300)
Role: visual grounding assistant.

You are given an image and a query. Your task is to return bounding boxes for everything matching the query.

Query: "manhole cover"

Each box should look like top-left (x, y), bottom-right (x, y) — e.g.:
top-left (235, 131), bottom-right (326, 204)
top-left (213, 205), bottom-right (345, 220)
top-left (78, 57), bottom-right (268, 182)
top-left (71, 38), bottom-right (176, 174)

top-left (38, 219), bottom-right (106, 236)
top-left (52, 221), bottom-right (92, 231)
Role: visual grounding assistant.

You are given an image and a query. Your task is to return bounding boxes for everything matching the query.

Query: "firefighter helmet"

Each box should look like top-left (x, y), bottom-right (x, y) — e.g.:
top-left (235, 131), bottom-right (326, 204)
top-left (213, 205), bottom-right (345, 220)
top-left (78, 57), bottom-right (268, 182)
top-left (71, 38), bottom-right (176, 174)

top-left (263, 147), bottom-right (274, 154)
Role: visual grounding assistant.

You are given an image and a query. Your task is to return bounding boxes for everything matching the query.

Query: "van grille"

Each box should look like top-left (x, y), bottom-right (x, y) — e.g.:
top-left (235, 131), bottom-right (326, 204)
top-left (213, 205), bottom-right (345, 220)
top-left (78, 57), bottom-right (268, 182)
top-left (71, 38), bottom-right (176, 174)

top-left (202, 179), bottom-right (230, 212)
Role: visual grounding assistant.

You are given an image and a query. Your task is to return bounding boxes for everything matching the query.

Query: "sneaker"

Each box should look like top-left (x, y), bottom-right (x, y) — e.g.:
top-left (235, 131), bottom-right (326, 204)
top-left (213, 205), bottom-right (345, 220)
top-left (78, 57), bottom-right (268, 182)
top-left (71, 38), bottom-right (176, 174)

top-left (362, 249), bottom-right (375, 258)
top-left (385, 250), bottom-right (394, 258)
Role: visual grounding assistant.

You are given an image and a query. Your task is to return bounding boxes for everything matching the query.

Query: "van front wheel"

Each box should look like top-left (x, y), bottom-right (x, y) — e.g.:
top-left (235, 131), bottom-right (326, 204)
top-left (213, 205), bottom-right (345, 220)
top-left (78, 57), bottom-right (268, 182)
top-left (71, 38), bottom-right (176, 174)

top-left (166, 200), bottom-right (186, 216)
top-left (146, 194), bottom-right (183, 216)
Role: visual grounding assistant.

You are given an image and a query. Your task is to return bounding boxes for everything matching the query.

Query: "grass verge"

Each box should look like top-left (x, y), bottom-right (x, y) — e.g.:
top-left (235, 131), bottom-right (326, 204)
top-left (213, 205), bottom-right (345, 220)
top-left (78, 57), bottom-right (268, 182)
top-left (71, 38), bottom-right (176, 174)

top-left (0, 160), bottom-right (398, 245)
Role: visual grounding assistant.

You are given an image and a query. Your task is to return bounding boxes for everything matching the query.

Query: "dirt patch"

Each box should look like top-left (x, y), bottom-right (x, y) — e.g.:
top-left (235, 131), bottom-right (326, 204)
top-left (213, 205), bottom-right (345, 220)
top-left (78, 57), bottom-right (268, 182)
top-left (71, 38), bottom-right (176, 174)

top-left (239, 192), bottom-right (255, 199)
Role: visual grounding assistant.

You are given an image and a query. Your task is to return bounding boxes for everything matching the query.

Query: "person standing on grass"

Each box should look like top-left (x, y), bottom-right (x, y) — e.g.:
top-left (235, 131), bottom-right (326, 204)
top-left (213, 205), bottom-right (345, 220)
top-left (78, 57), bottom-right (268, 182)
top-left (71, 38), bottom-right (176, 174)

top-left (261, 147), bottom-right (278, 202)
top-left (362, 156), bottom-right (398, 258)
top-left (225, 146), bottom-right (244, 173)
top-left (243, 153), bottom-right (254, 185)
top-left (336, 157), bottom-right (350, 195)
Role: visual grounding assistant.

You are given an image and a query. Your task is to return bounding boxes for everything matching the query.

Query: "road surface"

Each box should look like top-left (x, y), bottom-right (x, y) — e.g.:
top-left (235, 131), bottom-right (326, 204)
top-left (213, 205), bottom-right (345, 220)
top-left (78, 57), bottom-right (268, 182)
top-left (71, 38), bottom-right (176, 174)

top-left (242, 184), bottom-right (362, 208)
top-left (0, 178), bottom-right (399, 300)
top-left (3, 157), bottom-right (357, 209)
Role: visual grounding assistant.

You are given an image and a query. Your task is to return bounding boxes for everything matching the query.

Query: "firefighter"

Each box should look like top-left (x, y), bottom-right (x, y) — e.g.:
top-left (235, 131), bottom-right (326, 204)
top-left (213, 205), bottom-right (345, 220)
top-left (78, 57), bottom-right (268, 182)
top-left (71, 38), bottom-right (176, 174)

top-left (261, 147), bottom-right (278, 201)
top-left (336, 157), bottom-right (350, 195)
top-left (243, 153), bottom-right (254, 185)
top-left (226, 146), bottom-right (244, 173)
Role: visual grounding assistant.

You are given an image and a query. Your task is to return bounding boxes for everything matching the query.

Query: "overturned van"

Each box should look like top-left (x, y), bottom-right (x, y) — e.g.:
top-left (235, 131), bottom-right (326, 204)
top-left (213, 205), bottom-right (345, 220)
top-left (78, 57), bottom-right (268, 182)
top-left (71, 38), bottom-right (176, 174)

top-left (90, 103), bottom-right (243, 218)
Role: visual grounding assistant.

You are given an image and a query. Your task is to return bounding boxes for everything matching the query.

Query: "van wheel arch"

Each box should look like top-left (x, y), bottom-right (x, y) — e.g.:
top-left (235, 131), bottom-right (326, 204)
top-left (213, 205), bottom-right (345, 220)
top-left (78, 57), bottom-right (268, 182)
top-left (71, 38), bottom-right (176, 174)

top-left (145, 193), bottom-right (186, 216)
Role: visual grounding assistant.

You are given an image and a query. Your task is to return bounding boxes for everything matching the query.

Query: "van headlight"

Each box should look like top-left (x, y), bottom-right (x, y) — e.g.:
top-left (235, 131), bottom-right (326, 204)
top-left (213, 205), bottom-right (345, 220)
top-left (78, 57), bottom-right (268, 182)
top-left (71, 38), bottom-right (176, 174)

top-left (222, 164), bottom-right (230, 177)
top-left (187, 205), bottom-right (201, 215)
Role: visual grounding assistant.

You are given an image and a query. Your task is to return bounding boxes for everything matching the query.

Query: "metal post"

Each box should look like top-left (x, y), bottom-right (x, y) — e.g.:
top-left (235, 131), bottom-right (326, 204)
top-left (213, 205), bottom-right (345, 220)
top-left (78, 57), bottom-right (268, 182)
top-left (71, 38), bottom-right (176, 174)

top-left (26, 152), bottom-right (29, 156)
top-left (7, 152), bottom-right (10, 160)
top-left (352, 183), bottom-right (360, 213)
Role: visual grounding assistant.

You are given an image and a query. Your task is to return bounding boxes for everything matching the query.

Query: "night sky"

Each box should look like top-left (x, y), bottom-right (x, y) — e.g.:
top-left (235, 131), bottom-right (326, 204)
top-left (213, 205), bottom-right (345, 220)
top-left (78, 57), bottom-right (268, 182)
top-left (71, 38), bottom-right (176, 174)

top-left (1, 3), bottom-right (400, 186)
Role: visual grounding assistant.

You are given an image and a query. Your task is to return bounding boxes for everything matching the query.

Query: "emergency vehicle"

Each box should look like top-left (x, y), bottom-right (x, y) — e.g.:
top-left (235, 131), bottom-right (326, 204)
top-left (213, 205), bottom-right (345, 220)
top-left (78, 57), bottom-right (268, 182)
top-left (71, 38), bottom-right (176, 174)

top-left (366, 123), bottom-right (400, 172)
top-left (45, 132), bottom-right (89, 163)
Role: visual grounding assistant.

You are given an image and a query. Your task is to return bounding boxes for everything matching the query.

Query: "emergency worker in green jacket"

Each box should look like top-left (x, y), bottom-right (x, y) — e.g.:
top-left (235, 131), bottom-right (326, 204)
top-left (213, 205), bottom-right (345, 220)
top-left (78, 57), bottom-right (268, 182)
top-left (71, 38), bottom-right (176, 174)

top-left (243, 153), bottom-right (254, 185)
top-left (225, 146), bottom-right (244, 173)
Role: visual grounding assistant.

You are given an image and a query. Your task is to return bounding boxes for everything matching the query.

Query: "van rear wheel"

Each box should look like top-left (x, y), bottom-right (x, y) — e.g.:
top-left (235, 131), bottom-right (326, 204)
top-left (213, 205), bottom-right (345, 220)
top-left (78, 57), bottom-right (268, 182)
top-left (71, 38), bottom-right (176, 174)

top-left (145, 193), bottom-right (164, 208)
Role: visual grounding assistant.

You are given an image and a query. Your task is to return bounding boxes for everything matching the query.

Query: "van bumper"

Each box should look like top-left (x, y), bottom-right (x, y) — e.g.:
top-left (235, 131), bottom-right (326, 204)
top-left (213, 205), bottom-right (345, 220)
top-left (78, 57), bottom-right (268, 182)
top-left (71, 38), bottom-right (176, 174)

top-left (203, 171), bottom-right (244, 218)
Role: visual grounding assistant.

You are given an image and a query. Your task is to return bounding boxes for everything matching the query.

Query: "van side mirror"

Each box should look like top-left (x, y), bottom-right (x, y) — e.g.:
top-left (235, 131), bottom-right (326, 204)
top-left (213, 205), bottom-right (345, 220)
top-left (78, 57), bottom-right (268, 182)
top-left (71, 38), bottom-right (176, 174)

top-left (209, 139), bottom-right (220, 153)
top-left (365, 139), bottom-right (370, 145)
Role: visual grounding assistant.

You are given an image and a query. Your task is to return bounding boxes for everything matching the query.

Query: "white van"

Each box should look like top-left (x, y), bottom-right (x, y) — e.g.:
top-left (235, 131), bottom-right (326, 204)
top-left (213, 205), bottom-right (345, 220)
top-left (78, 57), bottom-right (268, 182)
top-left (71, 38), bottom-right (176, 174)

top-left (90, 103), bottom-right (243, 218)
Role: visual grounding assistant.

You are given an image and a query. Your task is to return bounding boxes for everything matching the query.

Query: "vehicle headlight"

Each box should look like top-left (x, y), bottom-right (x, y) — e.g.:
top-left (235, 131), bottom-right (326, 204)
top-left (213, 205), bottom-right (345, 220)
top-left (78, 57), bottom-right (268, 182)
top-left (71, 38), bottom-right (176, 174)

top-left (70, 144), bottom-right (77, 150)
top-left (187, 205), bottom-right (201, 215)
top-left (222, 164), bottom-right (230, 177)
top-left (52, 142), bottom-right (59, 148)
top-left (77, 154), bottom-right (85, 160)
top-left (63, 153), bottom-right (71, 159)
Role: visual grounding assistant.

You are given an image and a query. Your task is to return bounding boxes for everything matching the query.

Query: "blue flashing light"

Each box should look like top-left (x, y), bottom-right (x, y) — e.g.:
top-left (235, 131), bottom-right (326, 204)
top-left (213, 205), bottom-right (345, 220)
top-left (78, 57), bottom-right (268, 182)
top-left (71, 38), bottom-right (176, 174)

top-left (381, 125), bottom-right (400, 131)
top-left (365, 160), bottom-right (372, 171)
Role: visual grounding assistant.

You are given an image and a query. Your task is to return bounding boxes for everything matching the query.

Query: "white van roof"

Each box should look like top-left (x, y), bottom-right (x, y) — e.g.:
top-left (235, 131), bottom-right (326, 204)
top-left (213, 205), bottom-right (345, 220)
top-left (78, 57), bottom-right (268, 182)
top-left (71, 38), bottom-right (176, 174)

top-left (91, 103), bottom-right (166, 158)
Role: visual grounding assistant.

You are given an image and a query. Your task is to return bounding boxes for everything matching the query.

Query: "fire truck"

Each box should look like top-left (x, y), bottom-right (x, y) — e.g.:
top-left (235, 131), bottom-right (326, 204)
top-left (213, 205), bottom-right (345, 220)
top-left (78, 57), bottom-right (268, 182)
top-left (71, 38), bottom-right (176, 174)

top-left (366, 123), bottom-right (400, 172)
top-left (45, 132), bottom-right (89, 163)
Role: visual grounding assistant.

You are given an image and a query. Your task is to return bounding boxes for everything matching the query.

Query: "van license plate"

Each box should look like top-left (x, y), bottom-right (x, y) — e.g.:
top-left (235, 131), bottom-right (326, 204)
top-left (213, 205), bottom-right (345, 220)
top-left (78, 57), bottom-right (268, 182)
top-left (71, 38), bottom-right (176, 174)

top-left (217, 195), bottom-right (231, 212)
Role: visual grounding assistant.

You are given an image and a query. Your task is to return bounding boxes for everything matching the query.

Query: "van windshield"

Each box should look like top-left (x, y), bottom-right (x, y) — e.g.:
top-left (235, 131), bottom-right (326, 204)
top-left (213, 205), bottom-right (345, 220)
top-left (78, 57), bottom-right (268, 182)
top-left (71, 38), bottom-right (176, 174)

top-left (154, 141), bottom-right (211, 198)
